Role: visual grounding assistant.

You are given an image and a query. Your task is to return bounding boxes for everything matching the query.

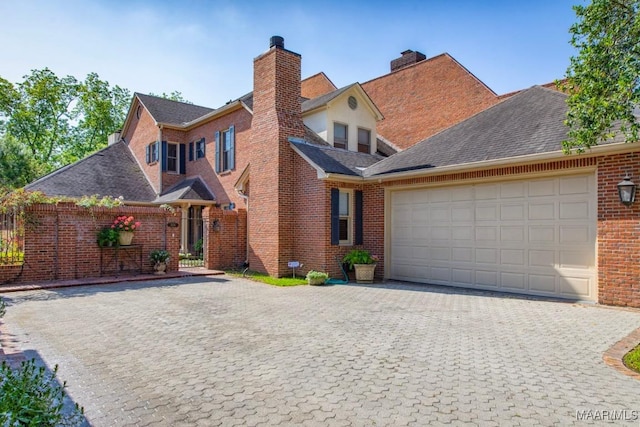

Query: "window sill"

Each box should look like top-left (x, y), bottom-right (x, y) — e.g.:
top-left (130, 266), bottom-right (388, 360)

top-left (218, 170), bottom-right (232, 176)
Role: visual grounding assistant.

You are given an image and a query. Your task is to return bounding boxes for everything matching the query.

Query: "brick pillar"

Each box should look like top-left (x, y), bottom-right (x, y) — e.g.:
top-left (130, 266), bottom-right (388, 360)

top-left (249, 37), bottom-right (305, 277)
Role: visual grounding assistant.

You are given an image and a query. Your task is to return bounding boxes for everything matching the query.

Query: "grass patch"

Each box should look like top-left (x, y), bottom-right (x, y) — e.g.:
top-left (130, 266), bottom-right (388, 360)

top-left (623, 344), bottom-right (640, 373)
top-left (226, 270), bottom-right (307, 287)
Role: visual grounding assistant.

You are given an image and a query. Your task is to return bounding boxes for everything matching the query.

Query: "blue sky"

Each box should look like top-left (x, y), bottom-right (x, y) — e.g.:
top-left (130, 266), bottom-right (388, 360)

top-left (0, 0), bottom-right (580, 108)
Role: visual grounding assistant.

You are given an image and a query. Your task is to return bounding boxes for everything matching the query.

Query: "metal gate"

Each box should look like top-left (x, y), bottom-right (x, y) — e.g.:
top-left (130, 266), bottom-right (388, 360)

top-left (0, 208), bottom-right (24, 266)
top-left (179, 206), bottom-right (206, 268)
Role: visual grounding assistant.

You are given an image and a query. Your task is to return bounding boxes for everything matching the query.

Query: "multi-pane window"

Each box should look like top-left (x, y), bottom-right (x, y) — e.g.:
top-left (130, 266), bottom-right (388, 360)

top-left (167, 143), bottom-right (178, 172)
top-left (222, 129), bottom-right (232, 171)
top-left (215, 126), bottom-right (235, 173)
top-left (146, 142), bottom-right (159, 164)
top-left (196, 139), bottom-right (205, 159)
top-left (357, 128), bottom-right (371, 153)
top-left (334, 123), bottom-right (348, 149)
top-left (339, 190), bottom-right (351, 244)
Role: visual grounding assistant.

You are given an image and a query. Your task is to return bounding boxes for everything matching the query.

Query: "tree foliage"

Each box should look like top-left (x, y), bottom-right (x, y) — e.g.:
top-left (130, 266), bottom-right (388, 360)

top-left (149, 90), bottom-right (192, 103)
top-left (0, 69), bottom-right (131, 188)
top-left (563, 0), bottom-right (640, 153)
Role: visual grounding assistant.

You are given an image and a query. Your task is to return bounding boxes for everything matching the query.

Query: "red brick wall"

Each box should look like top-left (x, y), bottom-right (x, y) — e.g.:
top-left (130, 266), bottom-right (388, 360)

top-left (124, 99), bottom-right (162, 194)
top-left (202, 207), bottom-right (247, 270)
top-left (249, 43), bottom-right (305, 277)
top-left (301, 72), bottom-right (337, 99)
top-left (362, 54), bottom-right (498, 150)
top-left (185, 108), bottom-right (253, 207)
top-left (0, 204), bottom-right (180, 285)
top-left (597, 151), bottom-right (640, 307)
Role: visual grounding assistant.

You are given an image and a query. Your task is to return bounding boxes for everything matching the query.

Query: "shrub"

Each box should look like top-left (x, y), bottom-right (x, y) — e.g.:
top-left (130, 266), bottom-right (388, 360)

top-left (0, 359), bottom-right (84, 426)
top-left (342, 249), bottom-right (379, 270)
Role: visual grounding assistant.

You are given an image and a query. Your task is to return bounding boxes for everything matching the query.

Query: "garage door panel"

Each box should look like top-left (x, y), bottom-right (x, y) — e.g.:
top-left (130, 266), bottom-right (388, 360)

top-left (501, 272), bottom-right (526, 290)
top-left (501, 249), bottom-right (525, 266)
top-left (452, 247), bottom-right (473, 262)
top-left (476, 227), bottom-right (498, 242)
top-left (529, 226), bottom-right (555, 243)
top-left (476, 248), bottom-right (498, 264)
top-left (476, 270), bottom-right (498, 287)
top-left (389, 174), bottom-right (596, 301)
top-left (476, 205), bottom-right (498, 221)
top-left (530, 274), bottom-right (557, 293)
top-left (560, 201), bottom-right (589, 219)
top-left (560, 175), bottom-right (590, 195)
top-left (529, 179), bottom-right (555, 197)
top-left (559, 250), bottom-right (594, 269)
top-left (452, 269), bottom-right (473, 284)
top-left (560, 226), bottom-right (590, 243)
top-left (529, 202), bottom-right (555, 220)
top-left (501, 181), bottom-right (526, 198)
top-left (559, 276), bottom-right (591, 298)
top-left (501, 204), bottom-right (525, 220)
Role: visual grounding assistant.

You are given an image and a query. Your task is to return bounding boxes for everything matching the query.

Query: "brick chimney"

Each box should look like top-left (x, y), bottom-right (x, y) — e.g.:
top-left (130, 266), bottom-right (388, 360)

top-left (249, 36), bottom-right (305, 277)
top-left (390, 49), bottom-right (427, 72)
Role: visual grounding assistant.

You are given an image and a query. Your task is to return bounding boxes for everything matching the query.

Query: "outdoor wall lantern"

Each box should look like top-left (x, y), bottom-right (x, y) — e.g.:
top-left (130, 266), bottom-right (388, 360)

top-left (211, 219), bottom-right (221, 232)
top-left (617, 174), bottom-right (636, 206)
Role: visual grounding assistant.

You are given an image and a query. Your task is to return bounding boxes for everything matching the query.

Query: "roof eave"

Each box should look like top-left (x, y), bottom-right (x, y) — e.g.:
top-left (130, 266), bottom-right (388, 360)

top-left (365, 141), bottom-right (638, 182)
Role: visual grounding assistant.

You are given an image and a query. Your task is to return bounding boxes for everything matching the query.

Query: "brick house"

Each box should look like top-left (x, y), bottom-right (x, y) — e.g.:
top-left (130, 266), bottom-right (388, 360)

top-left (27, 37), bottom-right (640, 307)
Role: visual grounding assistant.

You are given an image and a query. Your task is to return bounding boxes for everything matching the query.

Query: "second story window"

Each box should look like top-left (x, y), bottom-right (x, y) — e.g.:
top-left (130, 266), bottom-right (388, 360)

top-left (358, 128), bottom-right (371, 153)
top-left (145, 141), bottom-right (159, 164)
top-left (167, 143), bottom-right (178, 172)
top-left (215, 125), bottom-right (235, 173)
top-left (334, 123), bottom-right (348, 149)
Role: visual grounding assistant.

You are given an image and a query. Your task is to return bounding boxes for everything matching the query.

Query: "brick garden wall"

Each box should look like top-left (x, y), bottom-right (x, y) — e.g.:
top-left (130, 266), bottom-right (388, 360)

top-left (0, 203), bottom-right (180, 285)
top-left (203, 207), bottom-right (247, 270)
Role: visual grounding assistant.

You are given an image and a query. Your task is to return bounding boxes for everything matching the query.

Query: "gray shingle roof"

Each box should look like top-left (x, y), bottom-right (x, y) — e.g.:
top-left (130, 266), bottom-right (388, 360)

top-left (154, 177), bottom-right (215, 204)
top-left (364, 86), bottom-right (572, 177)
top-left (136, 93), bottom-right (214, 125)
top-left (291, 140), bottom-right (383, 176)
top-left (26, 141), bottom-right (157, 202)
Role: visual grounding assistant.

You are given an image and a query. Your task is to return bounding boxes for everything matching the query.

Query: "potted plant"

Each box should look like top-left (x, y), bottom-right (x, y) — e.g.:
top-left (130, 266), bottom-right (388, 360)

top-left (112, 215), bottom-right (141, 246)
top-left (342, 249), bottom-right (379, 283)
top-left (96, 227), bottom-right (119, 247)
top-left (306, 270), bottom-right (329, 286)
top-left (149, 249), bottom-right (170, 274)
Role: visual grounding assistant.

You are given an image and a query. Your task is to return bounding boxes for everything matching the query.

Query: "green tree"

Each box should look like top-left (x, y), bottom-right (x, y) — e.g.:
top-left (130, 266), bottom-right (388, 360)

top-left (563, 0), bottom-right (640, 153)
top-left (0, 69), bottom-right (131, 186)
top-left (149, 90), bottom-right (192, 103)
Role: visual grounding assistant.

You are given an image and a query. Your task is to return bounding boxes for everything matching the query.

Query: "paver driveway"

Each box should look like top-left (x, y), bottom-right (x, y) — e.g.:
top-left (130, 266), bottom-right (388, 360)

top-left (2, 276), bottom-right (640, 426)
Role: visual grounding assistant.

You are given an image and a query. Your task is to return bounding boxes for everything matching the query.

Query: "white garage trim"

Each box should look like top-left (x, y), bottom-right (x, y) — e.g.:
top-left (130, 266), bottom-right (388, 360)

top-left (385, 173), bottom-right (597, 301)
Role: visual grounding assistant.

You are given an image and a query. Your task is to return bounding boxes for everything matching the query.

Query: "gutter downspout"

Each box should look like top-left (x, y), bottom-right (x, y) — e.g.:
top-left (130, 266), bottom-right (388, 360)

top-left (237, 190), bottom-right (249, 265)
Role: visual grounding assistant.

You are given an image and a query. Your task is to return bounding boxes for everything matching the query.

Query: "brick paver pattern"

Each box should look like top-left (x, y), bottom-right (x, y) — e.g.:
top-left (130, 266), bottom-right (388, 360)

top-left (2, 276), bottom-right (640, 426)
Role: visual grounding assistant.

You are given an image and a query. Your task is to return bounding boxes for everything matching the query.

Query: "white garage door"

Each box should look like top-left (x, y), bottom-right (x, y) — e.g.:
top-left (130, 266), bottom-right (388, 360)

top-left (389, 174), bottom-right (597, 300)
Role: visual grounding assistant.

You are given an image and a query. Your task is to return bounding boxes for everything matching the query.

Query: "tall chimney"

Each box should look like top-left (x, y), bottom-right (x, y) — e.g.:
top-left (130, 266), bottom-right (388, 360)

top-left (249, 36), bottom-right (305, 277)
top-left (390, 49), bottom-right (427, 72)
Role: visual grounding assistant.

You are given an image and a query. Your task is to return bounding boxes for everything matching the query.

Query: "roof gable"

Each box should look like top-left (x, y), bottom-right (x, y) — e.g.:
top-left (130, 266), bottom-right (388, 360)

top-left (301, 83), bottom-right (383, 120)
top-left (136, 93), bottom-right (214, 125)
top-left (301, 72), bottom-right (337, 99)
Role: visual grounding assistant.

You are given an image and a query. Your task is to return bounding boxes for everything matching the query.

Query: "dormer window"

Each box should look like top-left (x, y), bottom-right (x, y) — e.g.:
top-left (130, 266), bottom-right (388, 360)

top-left (334, 122), bottom-right (348, 149)
top-left (358, 128), bottom-right (371, 153)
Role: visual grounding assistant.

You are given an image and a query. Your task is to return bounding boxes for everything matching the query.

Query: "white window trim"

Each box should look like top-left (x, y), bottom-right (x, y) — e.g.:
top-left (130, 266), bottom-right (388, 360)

top-left (339, 189), bottom-right (353, 245)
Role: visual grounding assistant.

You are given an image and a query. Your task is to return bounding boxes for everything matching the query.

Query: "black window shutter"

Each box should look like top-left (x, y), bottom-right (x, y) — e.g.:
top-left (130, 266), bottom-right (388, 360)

top-left (161, 140), bottom-right (167, 171)
top-left (179, 143), bottom-right (186, 174)
top-left (355, 190), bottom-right (363, 245)
top-left (145, 145), bottom-right (150, 164)
top-left (188, 142), bottom-right (193, 161)
top-left (331, 188), bottom-right (340, 245)
top-left (214, 132), bottom-right (221, 173)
